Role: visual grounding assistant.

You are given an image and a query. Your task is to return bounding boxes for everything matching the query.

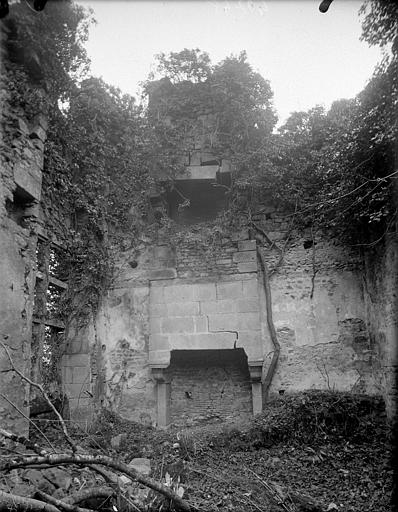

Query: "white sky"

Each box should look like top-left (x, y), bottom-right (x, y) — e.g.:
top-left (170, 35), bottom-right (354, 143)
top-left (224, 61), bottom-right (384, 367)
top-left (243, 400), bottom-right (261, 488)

top-left (77, 0), bottom-right (383, 126)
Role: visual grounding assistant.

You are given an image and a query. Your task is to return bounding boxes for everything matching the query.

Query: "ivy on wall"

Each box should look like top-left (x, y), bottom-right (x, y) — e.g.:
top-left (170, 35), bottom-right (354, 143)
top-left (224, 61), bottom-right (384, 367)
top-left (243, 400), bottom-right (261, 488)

top-left (3, 0), bottom-right (396, 329)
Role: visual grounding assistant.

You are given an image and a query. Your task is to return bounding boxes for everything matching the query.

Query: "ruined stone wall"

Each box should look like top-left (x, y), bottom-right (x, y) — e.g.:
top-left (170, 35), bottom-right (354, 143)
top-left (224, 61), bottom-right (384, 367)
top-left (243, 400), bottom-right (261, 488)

top-left (58, 174), bottom-right (391, 424)
top-left (363, 233), bottom-right (398, 421)
top-left (61, 320), bottom-right (96, 423)
top-left (254, 208), bottom-right (381, 397)
top-left (175, 229), bottom-right (257, 278)
top-left (148, 275), bottom-right (262, 368)
top-left (78, 210), bottom-right (385, 426)
top-left (69, 228), bottom-right (260, 426)
top-left (0, 61), bottom-right (48, 433)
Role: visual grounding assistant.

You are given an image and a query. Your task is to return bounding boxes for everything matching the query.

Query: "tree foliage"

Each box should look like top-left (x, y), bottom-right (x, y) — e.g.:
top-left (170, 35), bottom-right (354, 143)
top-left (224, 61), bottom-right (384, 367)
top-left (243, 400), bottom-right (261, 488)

top-left (3, 0), bottom-right (93, 100)
top-left (4, 0), bottom-right (396, 325)
top-left (153, 48), bottom-right (212, 83)
top-left (143, 30), bottom-right (396, 245)
top-left (144, 50), bottom-right (277, 183)
top-left (360, 0), bottom-right (398, 52)
top-left (257, 0), bottom-right (398, 243)
top-left (3, 1), bottom-right (156, 318)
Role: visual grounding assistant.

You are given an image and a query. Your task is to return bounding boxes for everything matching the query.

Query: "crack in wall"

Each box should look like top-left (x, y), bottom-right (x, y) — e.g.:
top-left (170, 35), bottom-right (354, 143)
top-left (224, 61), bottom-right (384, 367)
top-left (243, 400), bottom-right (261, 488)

top-left (207, 325), bottom-right (239, 348)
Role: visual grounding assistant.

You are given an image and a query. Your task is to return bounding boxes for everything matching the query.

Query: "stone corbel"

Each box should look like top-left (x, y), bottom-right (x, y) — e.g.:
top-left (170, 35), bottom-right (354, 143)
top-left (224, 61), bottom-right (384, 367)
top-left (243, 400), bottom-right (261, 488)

top-left (248, 363), bottom-right (263, 382)
top-left (151, 367), bottom-right (170, 384)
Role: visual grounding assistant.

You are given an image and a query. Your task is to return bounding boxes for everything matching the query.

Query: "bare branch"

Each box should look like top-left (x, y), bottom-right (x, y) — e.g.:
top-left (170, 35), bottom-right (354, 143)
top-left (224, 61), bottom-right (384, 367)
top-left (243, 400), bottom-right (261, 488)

top-left (2, 453), bottom-right (192, 512)
top-left (0, 427), bottom-right (47, 456)
top-left (87, 464), bottom-right (118, 484)
top-left (246, 467), bottom-right (296, 512)
top-left (0, 341), bottom-right (76, 453)
top-left (63, 487), bottom-right (115, 505)
top-left (0, 393), bottom-right (56, 453)
top-left (0, 490), bottom-right (60, 512)
top-left (35, 491), bottom-right (93, 512)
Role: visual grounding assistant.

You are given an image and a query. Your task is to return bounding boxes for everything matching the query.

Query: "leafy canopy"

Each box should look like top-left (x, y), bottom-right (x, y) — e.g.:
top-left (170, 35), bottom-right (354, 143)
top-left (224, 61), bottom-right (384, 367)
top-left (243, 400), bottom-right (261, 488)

top-left (144, 50), bottom-right (277, 179)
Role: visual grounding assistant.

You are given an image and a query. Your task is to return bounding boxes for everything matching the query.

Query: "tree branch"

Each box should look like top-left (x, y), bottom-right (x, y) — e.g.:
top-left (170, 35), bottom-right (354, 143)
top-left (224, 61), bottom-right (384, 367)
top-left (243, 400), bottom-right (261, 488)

top-left (35, 491), bottom-right (93, 512)
top-left (63, 487), bottom-right (115, 505)
top-left (0, 341), bottom-right (76, 453)
top-left (250, 220), bottom-right (282, 254)
top-left (0, 393), bottom-right (56, 453)
top-left (0, 427), bottom-right (47, 456)
top-left (0, 490), bottom-right (60, 512)
top-left (2, 454), bottom-right (191, 512)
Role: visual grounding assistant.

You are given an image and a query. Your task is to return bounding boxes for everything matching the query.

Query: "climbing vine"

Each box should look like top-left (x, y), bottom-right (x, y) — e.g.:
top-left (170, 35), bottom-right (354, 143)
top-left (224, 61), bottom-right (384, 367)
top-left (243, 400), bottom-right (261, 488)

top-left (4, 0), bottom-right (396, 325)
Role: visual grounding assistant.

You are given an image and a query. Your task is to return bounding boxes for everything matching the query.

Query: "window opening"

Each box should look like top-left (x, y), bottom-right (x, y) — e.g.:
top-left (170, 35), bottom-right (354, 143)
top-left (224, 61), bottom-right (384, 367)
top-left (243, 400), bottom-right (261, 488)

top-left (32, 237), bottom-right (68, 399)
top-left (5, 186), bottom-right (35, 227)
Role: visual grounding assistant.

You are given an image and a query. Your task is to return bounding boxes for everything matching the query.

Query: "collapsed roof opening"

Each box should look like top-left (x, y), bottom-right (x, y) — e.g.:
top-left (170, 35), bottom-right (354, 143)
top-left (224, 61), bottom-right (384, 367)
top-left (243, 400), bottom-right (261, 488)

top-left (167, 173), bottom-right (231, 225)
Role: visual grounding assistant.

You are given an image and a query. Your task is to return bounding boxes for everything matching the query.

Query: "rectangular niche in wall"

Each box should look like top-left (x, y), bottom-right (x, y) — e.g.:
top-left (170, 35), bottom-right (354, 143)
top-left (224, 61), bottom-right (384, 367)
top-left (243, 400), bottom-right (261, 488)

top-left (168, 348), bottom-right (251, 425)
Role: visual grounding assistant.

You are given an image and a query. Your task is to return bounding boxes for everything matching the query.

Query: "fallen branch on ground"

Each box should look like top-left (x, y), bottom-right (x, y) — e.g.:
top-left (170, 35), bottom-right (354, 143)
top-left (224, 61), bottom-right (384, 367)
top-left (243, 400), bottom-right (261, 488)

top-left (0, 427), bottom-right (47, 456)
top-left (88, 464), bottom-right (118, 484)
top-left (246, 467), bottom-right (324, 512)
top-left (1, 453), bottom-right (191, 512)
top-left (0, 490), bottom-right (60, 512)
top-left (35, 491), bottom-right (93, 512)
top-left (63, 487), bottom-right (115, 505)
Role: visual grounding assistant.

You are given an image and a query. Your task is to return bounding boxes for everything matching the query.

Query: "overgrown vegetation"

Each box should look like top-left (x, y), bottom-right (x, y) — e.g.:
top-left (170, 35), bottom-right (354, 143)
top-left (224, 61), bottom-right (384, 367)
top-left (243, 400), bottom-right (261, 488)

top-left (3, 0), bottom-right (396, 323)
top-left (142, 4), bottom-right (397, 245)
top-left (1, 1), bottom-right (396, 511)
top-left (210, 391), bottom-right (387, 450)
top-left (23, 390), bottom-right (392, 512)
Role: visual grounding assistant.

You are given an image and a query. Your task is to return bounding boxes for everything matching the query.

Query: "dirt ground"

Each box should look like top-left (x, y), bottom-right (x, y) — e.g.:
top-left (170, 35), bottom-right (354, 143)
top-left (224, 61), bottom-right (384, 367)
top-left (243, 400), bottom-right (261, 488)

top-left (67, 390), bottom-right (393, 512)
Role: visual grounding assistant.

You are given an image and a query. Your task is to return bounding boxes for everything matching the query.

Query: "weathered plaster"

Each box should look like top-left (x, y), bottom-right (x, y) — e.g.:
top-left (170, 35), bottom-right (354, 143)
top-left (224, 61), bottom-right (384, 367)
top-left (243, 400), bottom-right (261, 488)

top-left (96, 285), bottom-right (157, 424)
top-left (363, 233), bottom-right (398, 420)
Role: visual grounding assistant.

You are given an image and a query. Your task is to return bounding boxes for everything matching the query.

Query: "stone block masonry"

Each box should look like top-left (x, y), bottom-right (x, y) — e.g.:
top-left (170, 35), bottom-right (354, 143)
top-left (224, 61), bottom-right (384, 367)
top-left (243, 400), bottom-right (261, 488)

top-left (149, 276), bottom-right (263, 364)
top-left (0, 62), bottom-right (48, 434)
top-left (148, 274), bottom-right (263, 425)
top-left (61, 354), bottom-right (92, 420)
top-left (253, 208), bottom-right (385, 400)
top-left (174, 228), bottom-right (258, 279)
top-left (74, 200), bottom-right (393, 427)
top-left (118, 226), bottom-right (258, 284)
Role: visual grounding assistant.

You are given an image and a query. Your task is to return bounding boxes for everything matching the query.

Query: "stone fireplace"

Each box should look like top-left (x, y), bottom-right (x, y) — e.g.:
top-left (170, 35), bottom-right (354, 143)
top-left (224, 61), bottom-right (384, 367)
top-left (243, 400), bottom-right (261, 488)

top-left (149, 276), bottom-right (264, 426)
